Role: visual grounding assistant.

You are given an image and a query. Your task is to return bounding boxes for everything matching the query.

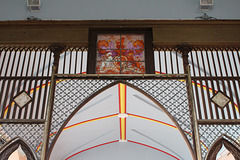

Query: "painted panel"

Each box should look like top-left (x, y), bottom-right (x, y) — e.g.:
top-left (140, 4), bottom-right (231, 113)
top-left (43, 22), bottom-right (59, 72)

top-left (96, 34), bottom-right (145, 74)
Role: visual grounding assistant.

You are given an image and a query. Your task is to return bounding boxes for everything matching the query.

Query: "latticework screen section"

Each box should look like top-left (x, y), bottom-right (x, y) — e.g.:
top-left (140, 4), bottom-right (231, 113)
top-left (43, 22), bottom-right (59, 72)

top-left (199, 124), bottom-right (240, 159)
top-left (50, 79), bottom-right (115, 146)
top-left (0, 124), bottom-right (44, 158)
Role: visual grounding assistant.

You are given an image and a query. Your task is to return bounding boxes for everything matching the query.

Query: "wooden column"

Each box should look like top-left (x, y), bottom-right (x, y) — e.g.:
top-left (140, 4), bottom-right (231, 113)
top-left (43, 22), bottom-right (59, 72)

top-left (41, 44), bottom-right (66, 160)
top-left (178, 45), bottom-right (203, 160)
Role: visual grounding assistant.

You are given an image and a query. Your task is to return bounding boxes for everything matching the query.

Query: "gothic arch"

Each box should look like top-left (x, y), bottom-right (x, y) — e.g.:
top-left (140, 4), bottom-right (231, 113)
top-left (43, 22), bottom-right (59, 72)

top-left (48, 80), bottom-right (195, 159)
top-left (206, 135), bottom-right (240, 160)
top-left (0, 136), bottom-right (37, 160)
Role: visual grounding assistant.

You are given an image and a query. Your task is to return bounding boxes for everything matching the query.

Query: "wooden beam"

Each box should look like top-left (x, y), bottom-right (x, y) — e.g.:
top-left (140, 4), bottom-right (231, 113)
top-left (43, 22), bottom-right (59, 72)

top-left (0, 20), bottom-right (239, 47)
top-left (0, 24), bottom-right (88, 47)
top-left (0, 119), bottom-right (45, 124)
top-left (153, 26), bottom-right (240, 47)
top-left (198, 119), bottom-right (240, 125)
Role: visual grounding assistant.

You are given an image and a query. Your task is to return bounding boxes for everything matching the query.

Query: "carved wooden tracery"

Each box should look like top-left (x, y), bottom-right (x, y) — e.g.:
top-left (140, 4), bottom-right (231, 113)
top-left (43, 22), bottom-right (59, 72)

top-left (206, 136), bottom-right (240, 160)
top-left (0, 137), bottom-right (37, 160)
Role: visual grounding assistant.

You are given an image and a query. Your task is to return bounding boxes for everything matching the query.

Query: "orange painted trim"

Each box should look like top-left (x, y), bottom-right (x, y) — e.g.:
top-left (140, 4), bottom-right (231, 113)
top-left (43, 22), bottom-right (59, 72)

top-left (65, 140), bottom-right (119, 160)
top-left (128, 140), bottom-right (180, 160)
top-left (65, 139), bottom-right (182, 160)
top-left (63, 114), bottom-right (118, 131)
top-left (128, 113), bottom-right (209, 150)
top-left (128, 113), bottom-right (176, 129)
top-left (118, 83), bottom-right (127, 141)
top-left (35, 113), bottom-right (118, 152)
top-left (118, 83), bottom-right (126, 114)
top-left (120, 118), bottom-right (126, 140)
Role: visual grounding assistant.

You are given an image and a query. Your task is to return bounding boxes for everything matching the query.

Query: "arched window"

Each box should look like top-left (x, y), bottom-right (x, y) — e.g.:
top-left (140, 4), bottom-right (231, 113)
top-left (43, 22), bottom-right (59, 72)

top-left (0, 137), bottom-right (37, 160)
top-left (206, 136), bottom-right (240, 160)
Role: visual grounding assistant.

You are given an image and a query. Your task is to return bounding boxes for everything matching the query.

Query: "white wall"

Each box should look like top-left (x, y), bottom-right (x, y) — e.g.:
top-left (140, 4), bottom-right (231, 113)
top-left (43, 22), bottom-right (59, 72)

top-left (0, 0), bottom-right (240, 20)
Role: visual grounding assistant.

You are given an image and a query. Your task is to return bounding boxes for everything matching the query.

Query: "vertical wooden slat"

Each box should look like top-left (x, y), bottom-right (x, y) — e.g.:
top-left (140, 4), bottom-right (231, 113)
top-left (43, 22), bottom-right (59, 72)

top-left (41, 79), bottom-right (49, 119)
top-left (6, 80), bottom-right (15, 119)
top-left (0, 48), bottom-right (8, 117)
top-left (199, 49), bottom-right (214, 119)
top-left (219, 48), bottom-right (228, 77)
top-left (35, 48), bottom-right (44, 119)
top-left (231, 50), bottom-right (239, 77)
top-left (0, 80), bottom-right (9, 118)
top-left (195, 48), bottom-right (201, 77)
top-left (199, 80), bottom-right (208, 119)
top-left (62, 49), bottom-right (67, 74)
top-left (204, 79), bottom-right (214, 119)
top-left (225, 49), bottom-right (234, 76)
top-left (205, 48), bottom-right (219, 119)
top-left (194, 79), bottom-right (202, 119)
top-left (80, 49), bottom-right (84, 74)
top-left (25, 48), bottom-right (33, 77)
top-left (42, 48), bottom-right (48, 77)
top-left (12, 49), bottom-right (24, 119)
top-left (6, 48), bottom-right (15, 77)
top-left (23, 48), bottom-right (35, 119)
top-left (170, 48), bottom-right (174, 74)
top-left (6, 48), bottom-right (20, 118)
top-left (211, 49), bottom-right (220, 119)
top-left (215, 48), bottom-right (224, 77)
top-left (41, 48), bottom-right (51, 119)
top-left (0, 80), bottom-right (6, 116)
top-left (235, 80), bottom-right (240, 116)
top-left (74, 48), bottom-right (78, 74)
top-left (47, 50), bottom-right (52, 76)
top-left (176, 49), bottom-right (180, 74)
top-left (221, 80), bottom-right (231, 119)
top-left (0, 48), bottom-right (8, 76)
top-left (158, 49), bottom-right (162, 73)
top-left (164, 49), bottom-right (168, 74)
top-left (226, 80), bottom-right (237, 119)
top-left (190, 50), bottom-right (196, 76)
top-left (28, 48), bottom-right (38, 119)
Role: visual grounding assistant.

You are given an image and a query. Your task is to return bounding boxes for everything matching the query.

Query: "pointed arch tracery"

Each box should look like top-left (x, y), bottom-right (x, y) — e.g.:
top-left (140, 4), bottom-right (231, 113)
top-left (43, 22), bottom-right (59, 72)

top-left (206, 135), bottom-right (240, 160)
top-left (0, 137), bottom-right (37, 160)
top-left (48, 80), bottom-right (195, 159)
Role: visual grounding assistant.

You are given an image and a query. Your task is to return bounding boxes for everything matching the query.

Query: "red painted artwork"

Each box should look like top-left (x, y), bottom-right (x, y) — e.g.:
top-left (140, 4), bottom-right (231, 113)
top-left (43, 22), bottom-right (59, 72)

top-left (96, 34), bottom-right (145, 74)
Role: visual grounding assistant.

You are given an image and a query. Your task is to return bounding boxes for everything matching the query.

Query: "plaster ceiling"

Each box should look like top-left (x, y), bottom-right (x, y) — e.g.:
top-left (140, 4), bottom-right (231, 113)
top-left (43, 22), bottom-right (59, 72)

top-left (50, 83), bottom-right (193, 160)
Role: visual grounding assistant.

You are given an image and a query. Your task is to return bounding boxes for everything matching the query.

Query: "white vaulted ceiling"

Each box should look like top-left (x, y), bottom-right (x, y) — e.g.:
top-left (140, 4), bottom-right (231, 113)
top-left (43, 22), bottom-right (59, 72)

top-left (50, 83), bottom-right (194, 160)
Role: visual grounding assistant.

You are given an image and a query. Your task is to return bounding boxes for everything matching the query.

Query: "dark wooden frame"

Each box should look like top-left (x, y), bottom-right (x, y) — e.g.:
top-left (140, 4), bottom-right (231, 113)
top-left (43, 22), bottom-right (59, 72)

top-left (206, 136), bottom-right (240, 160)
top-left (12, 91), bottom-right (32, 109)
top-left (87, 28), bottom-right (155, 74)
top-left (0, 136), bottom-right (37, 160)
top-left (210, 91), bottom-right (231, 109)
top-left (0, 20), bottom-right (239, 48)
